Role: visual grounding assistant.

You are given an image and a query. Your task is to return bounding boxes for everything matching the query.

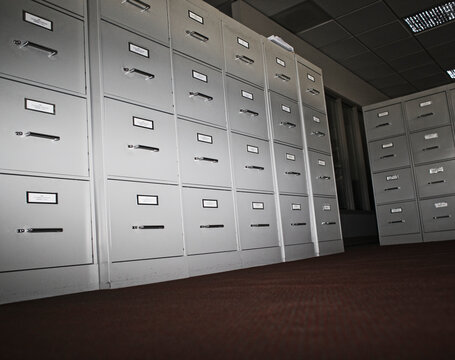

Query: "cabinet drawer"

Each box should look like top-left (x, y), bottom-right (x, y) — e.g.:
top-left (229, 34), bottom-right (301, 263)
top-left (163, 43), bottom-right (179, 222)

top-left (405, 92), bottom-right (450, 131)
top-left (364, 104), bottom-right (405, 141)
top-left (270, 92), bottom-right (302, 147)
top-left (0, 0), bottom-right (85, 93)
top-left (236, 192), bottom-right (278, 250)
top-left (265, 41), bottom-right (297, 100)
top-left (415, 160), bottom-right (455, 198)
top-left (279, 195), bottom-right (311, 245)
top-left (308, 151), bottom-right (336, 196)
top-left (108, 180), bottom-right (183, 262)
top-left (0, 174), bottom-right (92, 272)
top-left (182, 187), bottom-right (236, 255)
top-left (372, 168), bottom-right (415, 204)
top-left (368, 135), bottom-right (410, 172)
top-left (420, 196), bottom-right (455, 232)
top-left (376, 201), bottom-right (420, 236)
top-left (274, 144), bottom-right (307, 195)
top-left (104, 99), bottom-right (178, 182)
top-left (313, 197), bottom-right (342, 241)
top-left (298, 62), bottom-right (325, 112)
top-left (410, 126), bottom-right (455, 165)
top-left (303, 107), bottom-right (331, 153)
top-left (43, 0), bottom-right (84, 16)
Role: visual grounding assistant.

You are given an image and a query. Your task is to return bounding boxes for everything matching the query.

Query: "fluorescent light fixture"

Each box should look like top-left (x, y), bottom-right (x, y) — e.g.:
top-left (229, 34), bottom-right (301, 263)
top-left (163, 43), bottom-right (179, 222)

top-left (403, 1), bottom-right (455, 33)
top-left (447, 69), bottom-right (455, 78)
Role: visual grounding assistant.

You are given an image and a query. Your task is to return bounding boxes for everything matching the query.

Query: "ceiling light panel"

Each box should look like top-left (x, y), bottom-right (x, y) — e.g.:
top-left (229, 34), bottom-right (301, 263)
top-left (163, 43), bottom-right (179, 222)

top-left (404, 1), bottom-right (455, 33)
top-left (447, 69), bottom-right (455, 78)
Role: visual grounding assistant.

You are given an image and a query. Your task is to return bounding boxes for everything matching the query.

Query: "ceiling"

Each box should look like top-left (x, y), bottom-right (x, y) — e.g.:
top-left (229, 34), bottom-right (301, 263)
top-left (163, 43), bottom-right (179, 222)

top-left (203, 0), bottom-right (455, 98)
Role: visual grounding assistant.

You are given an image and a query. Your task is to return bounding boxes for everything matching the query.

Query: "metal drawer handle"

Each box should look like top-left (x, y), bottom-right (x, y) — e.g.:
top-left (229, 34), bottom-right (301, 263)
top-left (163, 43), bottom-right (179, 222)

top-left (123, 67), bottom-right (155, 80)
top-left (194, 156), bottom-right (218, 163)
top-left (189, 92), bottom-right (213, 101)
top-left (128, 144), bottom-right (159, 152)
top-left (16, 131), bottom-right (60, 142)
top-left (422, 145), bottom-right (439, 151)
top-left (275, 73), bottom-right (291, 82)
top-left (317, 176), bottom-right (331, 180)
top-left (285, 171), bottom-right (301, 176)
top-left (375, 122), bottom-right (391, 128)
top-left (291, 222), bottom-right (306, 226)
top-left (235, 55), bottom-right (255, 64)
top-left (17, 228), bottom-right (63, 233)
top-left (240, 109), bottom-right (259, 117)
top-left (433, 215), bottom-right (451, 220)
top-left (428, 180), bottom-right (446, 185)
top-left (321, 221), bottom-right (336, 225)
top-left (380, 154), bottom-right (396, 159)
top-left (132, 225), bottom-right (165, 230)
top-left (251, 224), bottom-right (270, 228)
top-left (306, 88), bottom-right (320, 95)
top-left (384, 186), bottom-right (400, 191)
top-left (417, 112), bottom-right (434, 119)
top-left (245, 165), bottom-right (265, 171)
top-left (186, 30), bottom-right (209, 42)
top-left (388, 220), bottom-right (405, 224)
top-left (13, 40), bottom-right (58, 57)
top-left (200, 224), bottom-right (224, 229)
top-left (122, 0), bottom-right (150, 11)
top-left (280, 121), bottom-right (296, 128)
top-left (311, 131), bottom-right (326, 137)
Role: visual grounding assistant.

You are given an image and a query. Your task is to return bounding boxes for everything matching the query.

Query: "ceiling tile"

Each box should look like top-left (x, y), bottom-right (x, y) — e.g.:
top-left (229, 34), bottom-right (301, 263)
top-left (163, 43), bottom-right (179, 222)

top-left (272, 1), bottom-right (331, 33)
top-left (320, 37), bottom-right (368, 61)
top-left (337, 2), bottom-right (396, 34)
top-left (399, 63), bottom-right (443, 82)
top-left (340, 51), bottom-right (384, 71)
top-left (379, 83), bottom-right (418, 98)
top-left (415, 22), bottom-right (455, 49)
top-left (368, 73), bottom-right (408, 88)
top-left (410, 72), bottom-right (453, 90)
top-left (389, 51), bottom-right (434, 72)
top-left (374, 38), bottom-right (424, 62)
top-left (384, 0), bottom-right (446, 17)
top-left (243, 0), bottom-right (305, 16)
top-left (428, 41), bottom-right (455, 69)
top-left (298, 20), bottom-right (351, 48)
top-left (353, 62), bottom-right (395, 81)
top-left (313, 0), bottom-right (377, 18)
top-left (357, 21), bottom-right (411, 49)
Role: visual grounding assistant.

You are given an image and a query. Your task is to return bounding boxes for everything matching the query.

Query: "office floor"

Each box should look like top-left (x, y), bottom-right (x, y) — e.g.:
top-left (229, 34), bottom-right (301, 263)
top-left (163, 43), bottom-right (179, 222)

top-left (1, 240), bottom-right (454, 359)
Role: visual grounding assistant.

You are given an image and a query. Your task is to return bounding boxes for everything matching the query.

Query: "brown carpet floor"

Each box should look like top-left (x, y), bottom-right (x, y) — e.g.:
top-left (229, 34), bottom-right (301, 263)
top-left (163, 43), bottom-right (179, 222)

top-left (1, 240), bottom-right (455, 359)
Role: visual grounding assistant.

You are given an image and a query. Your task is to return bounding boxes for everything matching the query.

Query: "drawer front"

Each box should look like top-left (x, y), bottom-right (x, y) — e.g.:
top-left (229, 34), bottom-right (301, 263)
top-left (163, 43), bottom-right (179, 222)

top-left (104, 99), bottom-right (178, 182)
top-left (0, 78), bottom-right (88, 177)
top-left (420, 196), bottom-right (455, 232)
top-left (100, 0), bottom-right (169, 44)
top-left (308, 151), bottom-right (336, 196)
top-left (405, 92), bottom-right (450, 131)
top-left (368, 135), bottom-right (410, 172)
top-left (225, 76), bottom-right (268, 139)
top-left (169, 0), bottom-right (222, 68)
top-left (298, 62), bottom-right (325, 112)
top-left (182, 187), bottom-right (236, 255)
top-left (173, 54), bottom-right (226, 127)
top-left (265, 42), bottom-right (297, 100)
top-left (364, 104), bottom-right (405, 141)
top-left (236, 192), bottom-right (279, 250)
top-left (223, 21), bottom-right (264, 86)
top-left (314, 197), bottom-right (342, 241)
top-left (274, 144), bottom-right (307, 195)
top-left (270, 92), bottom-right (302, 147)
top-left (178, 120), bottom-right (231, 188)
top-left (410, 126), bottom-right (455, 164)
top-left (101, 21), bottom-right (173, 113)
top-left (303, 107), bottom-right (331, 153)
top-left (0, 0), bottom-right (85, 93)
top-left (376, 201), bottom-right (420, 236)
top-left (43, 0), bottom-right (84, 16)
top-left (279, 195), bottom-right (311, 245)
top-left (372, 168), bottom-right (415, 204)
top-left (0, 174), bottom-right (92, 272)
top-left (415, 160), bottom-right (455, 198)
top-left (108, 180), bottom-right (183, 262)
top-left (231, 134), bottom-right (273, 192)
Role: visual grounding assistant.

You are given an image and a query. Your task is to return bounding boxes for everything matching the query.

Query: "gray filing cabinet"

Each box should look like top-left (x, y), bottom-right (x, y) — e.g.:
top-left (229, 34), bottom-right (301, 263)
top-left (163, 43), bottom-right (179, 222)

top-left (279, 195), bottom-right (311, 246)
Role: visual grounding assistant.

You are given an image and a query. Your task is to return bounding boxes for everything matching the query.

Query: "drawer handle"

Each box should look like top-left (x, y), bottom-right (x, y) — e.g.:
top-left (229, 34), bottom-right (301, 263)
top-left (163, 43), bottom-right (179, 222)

top-left (388, 220), bottom-right (405, 224)
top-left (186, 30), bottom-right (209, 42)
top-left (384, 186), bottom-right (400, 191)
top-left (280, 121), bottom-right (296, 128)
top-left (245, 165), bottom-right (265, 171)
top-left (13, 40), bottom-right (58, 57)
top-left (306, 88), bottom-right (320, 95)
top-left (200, 224), bottom-right (224, 229)
top-left (311, 131), bottom-right (326, 137)
top-left (17, 228), bottom-right (63, 233)
top-left (251, 224), bottom-right (270, 228)
top-left (321, 221), bottom-right (336, 225)
top-left (123, 67), bottom-right (155, 80)
top-left (189, 92), bottom-right (213, 101)
top-left (433, 215), bottom-right (451, 220)
top-left (240, 109), bottom-right (259, 117)
top-left (128, 144), bottom-right (160, 152)
top-left (275, 73), bottom-right (291, 82)
top-left (285, 171), bottom-right (301, 176)
top-left (122, 0), bottom-right (150, 11)
top-left (375, 122), bottom-right (391, 128)
top-left (132, 225), bottom-right (165, 230)
top-left (422, 145), bottom-right (439, 152)
top-left (291, 222), bottom-right (306, 226)
top-left (235, 55), bottom-right (255, 64)
top-left (417, 112), bottom-right (434, 119)
top-left (194, 156), bottom-right (219, 163)
top-left (317, 176), bottom-right (331, 180)
top-left (16, 131), bottom-right (60, 142)
top-left (380, 154), bottom-right (396, 159)
top-left (428, 180), bottom-right (446, 185)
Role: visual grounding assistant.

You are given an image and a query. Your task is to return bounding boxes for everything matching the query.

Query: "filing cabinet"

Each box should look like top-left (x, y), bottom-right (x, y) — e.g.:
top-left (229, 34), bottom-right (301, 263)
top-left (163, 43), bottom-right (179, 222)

top-left (269, 92), bottom-right (302, 147)
top-left (231, 133), bottom-right (273, 192)
top-left (307, 151), bottom-right (336, 196)
top-left (108, 180), bottom-right (184, 262)
top-left (103, 98), bottom-right (178, 182)
top-left (42, 0), bottom-right (85, 16)
top-left (368, 135), bottom-right (410, 172)
top-left (297, 62), bottom-right (325, 113)
top-left (405, 92), bottom-right (450, 132)
top-left (313, 197), bottom-right (342, 242)
top-left (0, 78), bottom-right (89, 177)
top-left (236, 192), bottom-right (279, 250)
top-left (0, 174), bottom-right (92, 272)
top-left (376, 201), bottom-right (421, 237)
top-left (303, 107), bottom-right (331, 154)
top-left (100, 0), bottom-right (169, 44)
top-left (279, 195), bottom-right (311, 246)
top-left (0, 0), bottom-right (86, 94)
top-left (274, 143), bottom-right (307, 195)
top-left (372, 168), bottom-right (416, 204)
top-left (169, 0), bottom-right (223, 69)
top-left (364, 103), bottom-right (405, 141)
top-left (415, 160), bottom-right (455, 198)
top-left (101, 21), bottom-right (173, 113)
top-left (225, 76), bottom-right (268, 139)
top-left (178, 119), bottom-right (231, 188)
top-left (173, 53), bottom-right (226, 127)
top-left (182, 187), bottom-right (237, 255)
top-left (419, 196), bottom-right (455, 233)
top-left (410, 125), bottom-right (455, 165)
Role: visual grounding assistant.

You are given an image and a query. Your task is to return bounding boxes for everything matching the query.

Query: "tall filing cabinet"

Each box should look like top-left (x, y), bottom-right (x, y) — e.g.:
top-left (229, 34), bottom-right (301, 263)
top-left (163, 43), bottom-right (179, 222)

top-left (363, 84), bottom-right (455, 245)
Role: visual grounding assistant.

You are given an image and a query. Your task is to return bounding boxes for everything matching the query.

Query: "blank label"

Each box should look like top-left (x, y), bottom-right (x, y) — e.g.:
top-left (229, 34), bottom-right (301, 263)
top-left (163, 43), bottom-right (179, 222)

top-left (420, 100), bottom-right (432, 107)
top-left (197, 133), bottom-right (213, 144)
top-left (137, 195), bottom-right (159, 205)
top-left (390, 208), bottom-right (402, 213)
top-left (192, 70), bottom-right (208, 83)
top-left (27, 192), bottom-right (58, 204)
top-left (318, 160), bottom-right (326, 166)
top-left (435, 202), bottom-right (448, 208)
top-left (23, 11), bottom-right (53, 31)
top-left (307, 74), bottom-right (315, 82)
top-left (202, 199), bottom-right (218, 208)
top-left (378, 111), bottom-right (389, 118)
top-left (247, 145), bottom-right (259, 154)
top-left (25, 99), bottom-right (55, 115)
top-left (382, 143), bottom-right (394, 149)
top-left (292, 203), bottom-right (301, 210)
top-left (129, 43), bottom-right (149, 58)
top-left (252, 202), bottom-right (264, 210)
top-left (323, 205), bottom-right (331, 211)
top-left (313, 116), bottom-right (320, 123)
top-left (281, 105), bottom-right (291, 113)
top-left (286, 153), bottom-right (296, 161)
top-left (276, 58), bottom-right (286, 67)
top-left (133, 117), bottom-right (154, 130)
top-left (424, 133), bottom-right (438, 140)
top-left (237, 37), bottom-right (249, 48)
top-left (241, 90), bottom-right (254, 100)
top-left (429, 167), bottom-right (444, 174)
top-left (188, 10), bottom-right (203, 24)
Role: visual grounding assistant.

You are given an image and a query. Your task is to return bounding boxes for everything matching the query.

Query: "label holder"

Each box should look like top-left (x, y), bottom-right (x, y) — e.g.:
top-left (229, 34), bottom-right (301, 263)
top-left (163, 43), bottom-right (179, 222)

top-left (26, 191), bottom-right (58, 205)
top-left (137, 195), bottom-right (159, 206)
top-left (202, 199), bottom-right (218, 208)
top-left (24, 98), bottom-right (56, 115)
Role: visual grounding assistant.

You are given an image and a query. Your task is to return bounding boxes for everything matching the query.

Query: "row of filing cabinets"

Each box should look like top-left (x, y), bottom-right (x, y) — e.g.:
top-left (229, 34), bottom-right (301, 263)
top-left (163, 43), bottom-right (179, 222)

top-left (364, 84), bottom-right (455, 245)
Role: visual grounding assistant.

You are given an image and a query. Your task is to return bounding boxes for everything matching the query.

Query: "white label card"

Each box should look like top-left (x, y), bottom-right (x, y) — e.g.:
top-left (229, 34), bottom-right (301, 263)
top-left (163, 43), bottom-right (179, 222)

top-left (241, 90), bottom-right (254, 100)
top-left (307, 74), bottom-right (315, 82)
top-left (129, 43), bottom-right (149, 58)
top-left (378, 111), bottom-right (389, 118)
top-left (435, 202), bottom-right (448, 208)
top-left (313, 116), bottom-right (320, 123)
top-left (23, 11), bottom-right (53, 31)
top-left (27, 192), bottom-right (58, 204)
top-left (202, 199), bottom-right (218, 208)
top-left (276, 57), bottom-right (286, 67)
top-left (188, 10), bottom-right (204, 24)
top-left (318, 160), bottom-right (326, 166)
top-left (424, 133), bottom-right (438, 140)
top-left (420, 100), bottom-right (432, 107)
top-left (133, 117), bottom-right (154, 130)
top-left (386, 175), bottom-right (399, 181)
top-left (252, 202), bottom-right (264, 210)
top-left (323, 205), bottom-right (331, 211)
top-left (247, 145), bottom-right (259, 154)
top-left (382, 143), bottom-right (394, 149)
top-left (192, 70), bottom-right (208, 83)
top-left (137, 195), bottom-right (159, 206)
top-left (197, 133), bottom-right (213, 144)
top-left (25, 99), bottom-right (55, 115)
top-left (286, 153), bottom-right (296, 161)
top-left (281, 105), bottom-right (291, 113)
top-left (390, 208), bottom-right (402, 213)
top-left (292, 203), bottom-right (301, 211)
top-left (430, 167), bottom-right (444, 174)
top-left (237, 37), bottom-right (249, 49)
